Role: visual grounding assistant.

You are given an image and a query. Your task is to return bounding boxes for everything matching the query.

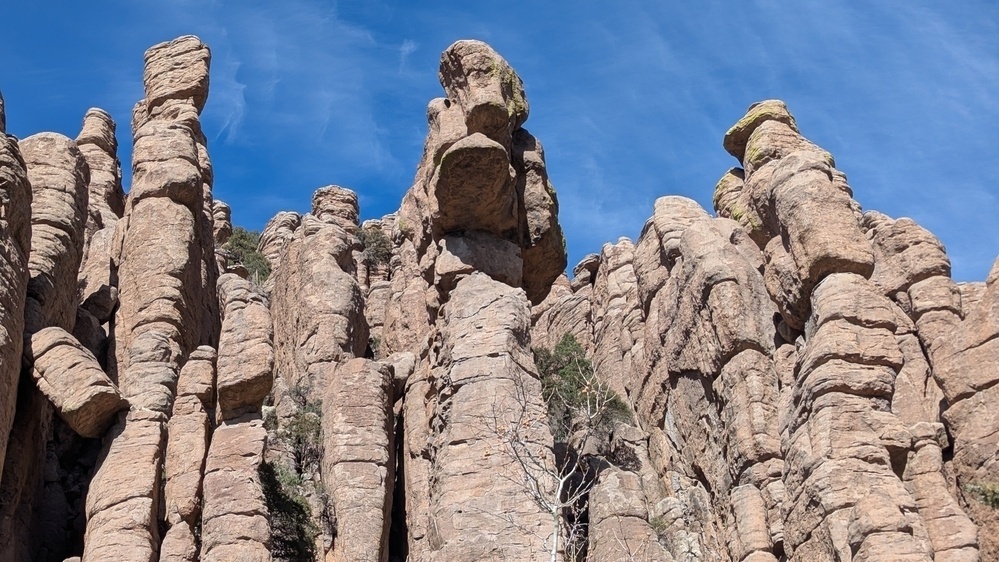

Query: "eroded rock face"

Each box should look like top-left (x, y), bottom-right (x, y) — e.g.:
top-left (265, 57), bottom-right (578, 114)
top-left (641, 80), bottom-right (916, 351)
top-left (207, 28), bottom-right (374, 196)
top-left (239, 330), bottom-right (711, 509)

top-left (631, 201), bottom-right (782, 561)
top-left (528, 100), bottom-right (987, 562)
top-left (76, 108), bottom-right (124, 240)
top-left (384, 40), bottom-right (565, 359)
top-left (588, 467), bottom-right (671, 561)
top-left (419, 273), bottom-right (552, 560)
top-left (0, 102), bottom-right (31, 479)
top-left (161, 346), bottom-right (215, 560)
top-left (270, 186), bottom-right (367, 405)
top-left (932, 263), bottom-right (999, 559)
top-left (0, 129), bottom-right (91, 561)
top-left (201, 419), bottom-right (271, 561)
top-left (590, 238), bottom-right (645, 401)
top-left (21, 132), bottom-right (90, 332)
top-left (82, 408), bottom-right (166, 562)
top-left (1, 36), bottom-right (996, 562)
top-left (321, 358), bottom-right (394, 562)
top-left (380, 40), bottom-right (569, 562)
top-left (26, 327), bottom-right (126, 438)
top-left (86, 34), bottom-right (217, 561)
top-left (258, 211), bottom-right (301, 271)
top-left (217, 273), bottom-right (273, 420)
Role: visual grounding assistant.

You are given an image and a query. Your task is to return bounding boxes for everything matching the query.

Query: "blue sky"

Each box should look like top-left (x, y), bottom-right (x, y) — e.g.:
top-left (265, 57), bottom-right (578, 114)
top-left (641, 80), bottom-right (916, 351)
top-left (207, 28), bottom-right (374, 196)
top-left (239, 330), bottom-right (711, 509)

top-left (2, 1), bottom-right (997, 280)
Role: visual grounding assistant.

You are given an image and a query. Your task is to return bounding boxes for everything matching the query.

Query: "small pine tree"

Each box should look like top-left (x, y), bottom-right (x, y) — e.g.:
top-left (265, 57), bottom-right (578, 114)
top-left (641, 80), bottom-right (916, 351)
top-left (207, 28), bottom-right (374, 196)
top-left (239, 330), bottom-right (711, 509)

top-left (225, 227), bottom-right (271, 282)
top-left (359, 225), bottom-right (393, 267)
top-left (533, 333), bottom-right (631, 442)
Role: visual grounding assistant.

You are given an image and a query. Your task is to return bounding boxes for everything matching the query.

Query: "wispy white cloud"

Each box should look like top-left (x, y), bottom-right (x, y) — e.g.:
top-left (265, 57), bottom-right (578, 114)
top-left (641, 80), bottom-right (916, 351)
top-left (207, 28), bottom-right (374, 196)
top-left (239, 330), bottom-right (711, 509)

top-left (4, 0), bottom-right (996, 279)
top-left (399, 39), bottom-right (418, 72)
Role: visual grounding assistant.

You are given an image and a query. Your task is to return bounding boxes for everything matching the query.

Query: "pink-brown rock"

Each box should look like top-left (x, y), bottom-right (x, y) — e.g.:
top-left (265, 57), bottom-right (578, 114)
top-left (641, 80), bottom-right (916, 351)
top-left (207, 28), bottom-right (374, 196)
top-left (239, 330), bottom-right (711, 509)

top-left (439, 40), bottom-right (528, 145)
top-left (200, 419), bottom-right (271, 562)
top-left (20, 132), bottom-right (90, 331)
top-left (0, 115), bottom-right (31, 478)
top-left (26, 327), bottom-right (127, 438)
top-left (723, 99), bottom-right (799, 161)
top-left (82, 409), bottom-right (166, 562)
top-left (143, 35), bottom-right (211, 113)
top-left (512, 128), bottom-right (566, 303)
top-left (321, 358), bottom-right (394, 562)
top-left (217, 273), bottom-right (273, 420)
top-left (76, 108), bottom-right (124, 238)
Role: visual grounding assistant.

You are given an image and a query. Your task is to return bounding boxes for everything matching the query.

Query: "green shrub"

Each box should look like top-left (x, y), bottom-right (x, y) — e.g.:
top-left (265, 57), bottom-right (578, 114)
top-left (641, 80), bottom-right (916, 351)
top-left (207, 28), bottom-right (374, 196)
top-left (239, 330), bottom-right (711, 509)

top-left (225, 226), bottom-right (271, 282)
top-left (281, 382), bottom-right (323, 476)
top-left (649, 515), bottom-right (669, 539)
top-left (359, 225), bottom-right (393, 266)
top-left (967, 482), bottom-right (999, 509)
top-left (259, 461), bottom-right (318, 560)
top-left (533, 333), bottom-right (631, 442)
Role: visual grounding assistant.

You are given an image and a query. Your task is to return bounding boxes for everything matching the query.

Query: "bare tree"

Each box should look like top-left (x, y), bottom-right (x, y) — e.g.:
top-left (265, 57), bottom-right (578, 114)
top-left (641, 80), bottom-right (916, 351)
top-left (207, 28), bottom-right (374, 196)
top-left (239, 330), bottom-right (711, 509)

top-left (487, 346), bottom-right (627, 562)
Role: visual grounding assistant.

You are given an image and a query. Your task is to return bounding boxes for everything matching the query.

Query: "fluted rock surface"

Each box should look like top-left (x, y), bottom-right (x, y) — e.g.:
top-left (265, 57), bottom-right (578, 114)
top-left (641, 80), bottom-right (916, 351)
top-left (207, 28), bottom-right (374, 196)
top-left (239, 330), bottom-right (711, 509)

top-left (76, 108), bottom-right (124, 239)
top-left (270, 186), bottom-right (367, 407)
top-left (419, 273), bottom-right (553, 561)
top-left (86, 35), bottom-right (216, 562)
top-left (161, 346), bottom-right (215, 561)
top-left (0, 98), bottom-right (31, 479)
top-left (26, 327), bottom-right (126, 438)
top-left (200, 419), bottom-right (271, 561)
top-left (21, 132), bottom-right (90, 332)
top-left (0, 35), bottom-right (997, 562)
top-left (383, 40), bottom-right (567, 562)
top-left (217, 273), bottom-right (274, 420)
top-left (321, 358), bottom-right (395, 562)
top-left (0, 130), bottom-right (90, 561)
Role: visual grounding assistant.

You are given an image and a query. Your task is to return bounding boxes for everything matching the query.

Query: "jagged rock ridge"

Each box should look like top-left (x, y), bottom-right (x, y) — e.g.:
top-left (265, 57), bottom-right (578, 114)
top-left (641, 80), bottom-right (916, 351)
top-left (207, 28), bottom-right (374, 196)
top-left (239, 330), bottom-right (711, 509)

top-left (0, 34), bottom-right (993, 562)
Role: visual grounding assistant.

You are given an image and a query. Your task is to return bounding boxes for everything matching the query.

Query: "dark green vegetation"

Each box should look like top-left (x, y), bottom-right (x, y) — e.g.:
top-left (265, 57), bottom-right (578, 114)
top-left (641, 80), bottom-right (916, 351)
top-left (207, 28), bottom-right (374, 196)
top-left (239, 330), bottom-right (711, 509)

top-left (259, 461), bottom-right (318, 560)
top-left (226, 227), bottom-right (271, 282)
top-left (259, 383), bottom-right (328, 560)
top-left (533, 333), bottom-right (631, 442)
top-left (359, 225), bottom-right (393, 267)
top-left (967, 482), bottom-right (999, 509)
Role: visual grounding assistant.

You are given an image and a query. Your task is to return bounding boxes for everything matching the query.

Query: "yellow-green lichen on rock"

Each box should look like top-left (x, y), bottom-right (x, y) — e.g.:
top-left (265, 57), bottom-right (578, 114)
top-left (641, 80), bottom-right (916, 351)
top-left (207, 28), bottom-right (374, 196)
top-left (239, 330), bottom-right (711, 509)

top-left (723, 99), bottom-right (798, 162)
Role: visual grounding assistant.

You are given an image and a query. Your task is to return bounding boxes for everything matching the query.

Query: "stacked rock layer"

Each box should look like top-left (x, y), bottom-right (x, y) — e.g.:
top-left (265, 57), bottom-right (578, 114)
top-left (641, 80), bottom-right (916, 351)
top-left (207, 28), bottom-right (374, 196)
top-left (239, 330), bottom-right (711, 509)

top-left (0, 35), bottom-right (995, 562)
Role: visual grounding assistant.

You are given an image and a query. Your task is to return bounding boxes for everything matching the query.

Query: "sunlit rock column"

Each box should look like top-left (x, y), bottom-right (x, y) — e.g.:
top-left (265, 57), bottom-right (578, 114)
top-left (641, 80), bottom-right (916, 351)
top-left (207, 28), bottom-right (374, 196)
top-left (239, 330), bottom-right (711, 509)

top-left (0, 131), bottom-right (91, 560)
top-left (321, 358), bottom-right (395, 562)
top-left (0, 91), bottom-right (32, 480)
top-left (633, 197), bottom-right (783, 561)
top-left (200, 274), bottom-right (275, 561)
top-left (84, 34), bottom-right (214, 562)
top-left (384, 40), bottom-right (566, 561)
top-left (75, 109), bottom-right (125, 353)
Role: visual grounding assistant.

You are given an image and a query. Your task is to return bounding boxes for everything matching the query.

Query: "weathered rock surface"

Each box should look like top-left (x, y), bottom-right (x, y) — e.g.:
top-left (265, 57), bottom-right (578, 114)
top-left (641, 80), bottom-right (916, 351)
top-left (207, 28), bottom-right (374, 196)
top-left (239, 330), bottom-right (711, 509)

top-left (0, 102), bottom-right (31, 479)
top-left (21, 132), bottom-right (90, 331)
top-left (321, 358), bottom-right (394, 562)
top-left (0, 129), bottom-right (91, 561)
top-left (419, 273), bottom-right (552, 560)
top-left (82, 409), bottom-right (166, 562)
top-left (258, 211), bottom-right (301, 271)
top-left (161, 346), bottom-right (215, 560)
top-left (588, 467), bottom-right (672, 562)
top-left (200, 419), bottom-right (271, 561)
top-left (270, 186), bottom-right (367, 405)
top-left (590, 238), bottom-right (645, 401)
top-left (1, 36), bottom-right (997, 562)
top-left (932, 260), bottom-right (999, 559)
top-left (26, 327), bottom-right (126, 438)
top-left (217, 273), bottom-right (273, 420)
top-left (76, 108), bottom-right (124, 239)
top-left (86, 34), bottom-right (217, 562)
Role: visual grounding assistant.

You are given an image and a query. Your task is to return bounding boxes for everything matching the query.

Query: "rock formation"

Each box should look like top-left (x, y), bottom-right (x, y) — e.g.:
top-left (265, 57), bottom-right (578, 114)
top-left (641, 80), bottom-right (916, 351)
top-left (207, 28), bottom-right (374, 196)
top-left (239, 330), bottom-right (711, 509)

top-left (86, 35), bottom-right (218, 561)
top-left (0, 35), bottom-right (996, 562)
top-left (0, 90), bottom-right (31, 480)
